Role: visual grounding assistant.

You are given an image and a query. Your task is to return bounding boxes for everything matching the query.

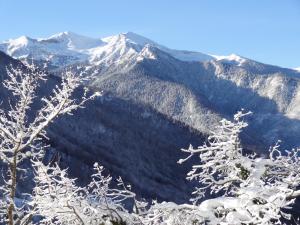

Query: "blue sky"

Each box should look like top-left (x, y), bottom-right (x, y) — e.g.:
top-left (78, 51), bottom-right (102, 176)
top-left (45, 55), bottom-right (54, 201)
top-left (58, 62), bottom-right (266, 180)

top-left (0, 0), bottom-right (299, 68)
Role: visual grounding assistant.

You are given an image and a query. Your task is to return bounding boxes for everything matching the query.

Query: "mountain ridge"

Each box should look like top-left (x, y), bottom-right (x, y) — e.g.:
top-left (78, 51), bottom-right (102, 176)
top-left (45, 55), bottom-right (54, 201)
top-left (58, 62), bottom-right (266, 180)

top-left (0, 31), bottom-right (254, 69)
top-left (1, 31), bottom-right (298, 77)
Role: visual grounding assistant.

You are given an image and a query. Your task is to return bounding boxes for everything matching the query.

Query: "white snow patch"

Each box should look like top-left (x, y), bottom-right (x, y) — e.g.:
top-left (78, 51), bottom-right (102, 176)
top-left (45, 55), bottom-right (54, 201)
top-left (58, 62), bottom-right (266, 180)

top-left (294, 67), bottom-right (300, 72)
top-left (137, 45), bottom-right (157, 61)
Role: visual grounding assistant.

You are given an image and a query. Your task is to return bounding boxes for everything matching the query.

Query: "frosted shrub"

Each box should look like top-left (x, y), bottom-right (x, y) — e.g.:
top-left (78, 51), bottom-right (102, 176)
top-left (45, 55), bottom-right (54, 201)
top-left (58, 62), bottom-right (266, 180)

top-left (178, 110), bottom-right (300, 224)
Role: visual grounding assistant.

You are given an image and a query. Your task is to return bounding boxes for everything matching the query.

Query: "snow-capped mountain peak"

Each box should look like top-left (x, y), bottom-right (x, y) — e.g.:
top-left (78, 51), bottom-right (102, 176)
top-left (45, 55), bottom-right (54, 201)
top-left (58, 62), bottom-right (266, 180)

top-left (8, 35), bottom-right (31, 46)
top-left (122, 32), bottom-right (158, 46)
top-left (46, 31), bottom-right (74, 40)
top-left (102, 32), bottom-right (214, 62)
top-left (211, 53), bottom-right (247, 66)
top-left (1, 31), bottom-right (251, 69)
top-left (40, 31), bottom-right (104, 50)
top-left (2, 36), bottom-right (34, 56)
top-left (102, 32), bottom-right (157, 47)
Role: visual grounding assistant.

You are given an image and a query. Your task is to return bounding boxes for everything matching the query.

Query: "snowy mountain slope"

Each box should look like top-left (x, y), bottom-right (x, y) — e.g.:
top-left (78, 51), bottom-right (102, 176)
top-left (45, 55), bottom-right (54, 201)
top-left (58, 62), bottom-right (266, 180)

top-left (73, 45), bottom-right (300, 148)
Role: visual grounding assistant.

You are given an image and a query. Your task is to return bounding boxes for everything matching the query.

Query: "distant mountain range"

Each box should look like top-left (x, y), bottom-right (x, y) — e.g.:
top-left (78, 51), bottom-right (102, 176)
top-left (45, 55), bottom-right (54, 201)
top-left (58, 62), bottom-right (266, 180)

top-left (1, 32), bottom-right (300, 202)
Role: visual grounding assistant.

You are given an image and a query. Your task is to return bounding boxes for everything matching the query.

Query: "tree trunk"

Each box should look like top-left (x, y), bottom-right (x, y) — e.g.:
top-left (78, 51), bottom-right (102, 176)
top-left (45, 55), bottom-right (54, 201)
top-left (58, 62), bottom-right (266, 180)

top-left (8, 147), bottom-right (19, 225)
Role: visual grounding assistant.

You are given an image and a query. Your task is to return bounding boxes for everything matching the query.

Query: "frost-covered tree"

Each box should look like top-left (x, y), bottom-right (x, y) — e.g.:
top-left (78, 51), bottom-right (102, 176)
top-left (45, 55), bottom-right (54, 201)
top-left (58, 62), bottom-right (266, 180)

top-left (0, 64), bottom-right (99, 225)
top-left (178, 110), bottom-right (300, 225)
top-left (30, 160), bottom-right (145, 225)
